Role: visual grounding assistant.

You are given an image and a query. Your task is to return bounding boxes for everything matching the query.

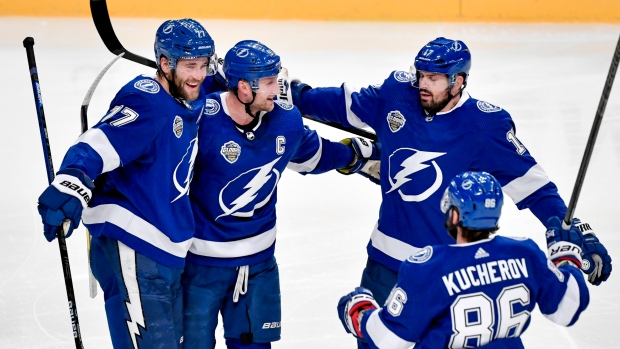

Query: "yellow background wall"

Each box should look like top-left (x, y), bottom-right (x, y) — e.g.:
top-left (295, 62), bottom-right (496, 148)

top-left (2, 0), bottom-right (619, 23)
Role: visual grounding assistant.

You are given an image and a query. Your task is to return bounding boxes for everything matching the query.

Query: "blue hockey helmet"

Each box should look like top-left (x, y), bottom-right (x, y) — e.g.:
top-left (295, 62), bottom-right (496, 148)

top-left (413, 37), bottom-right (471, 87)
top-left (440, 171), bottom-right (503, 230)
top-left (154, 18), bottom-right (216, 72)
top-left (223, 40), bottom-right (281, 90)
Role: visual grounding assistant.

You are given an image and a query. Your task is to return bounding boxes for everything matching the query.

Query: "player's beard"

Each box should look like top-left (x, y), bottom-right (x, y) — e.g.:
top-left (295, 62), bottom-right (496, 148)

top-left (168, 70), bottom-right (201, 102)
top-left (420, 87), bottom-right (451, 115)
top-left (255, 96), bottom-right (275, 113)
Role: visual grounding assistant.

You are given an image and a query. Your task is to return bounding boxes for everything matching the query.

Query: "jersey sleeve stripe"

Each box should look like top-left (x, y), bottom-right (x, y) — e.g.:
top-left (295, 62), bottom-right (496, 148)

top-left (542, 273), bottom-right (581, 326)
top-left (344, 83), bottom-right (370, 129)
top-left (82, 204), bottom-right (192, 258)
top-left (501, 164), bottom-right (550, 204)
top-left (365, 309), bottom-right (415, 349)
top-left (370, 224), bottom-right (424, 261)
top-left (76, 128), bottom-right (121, 173)
top-left (286, 138), bottom-right (323, 173)
top-left (190, 226), bottom-right (277, 258)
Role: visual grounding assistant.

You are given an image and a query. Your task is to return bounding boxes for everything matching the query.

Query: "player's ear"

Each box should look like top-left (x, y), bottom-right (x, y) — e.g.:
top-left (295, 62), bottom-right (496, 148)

top-left (451, 208), bottom-right (459, 225)
top-left (160, 57), bottom-right (171, 74)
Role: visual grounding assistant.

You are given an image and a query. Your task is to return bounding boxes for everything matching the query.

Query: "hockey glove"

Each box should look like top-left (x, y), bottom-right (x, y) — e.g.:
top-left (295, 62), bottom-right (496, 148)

top-left (37, 168), bottom-right (94, 242)
top-left (574, 219), bottom-right (612, 285)
top-left (359, 159), bottom-right (381, 184)
top-left (338, 138), bottom-right (380, 176)
top-left (276, 68), bottom-right (312, 106)
top-left (545, 216), bottom-right (583, 269)
top-left (214, 57), bottom-right (227, 87)
top-left (337, 287), bottom-right (379, 340)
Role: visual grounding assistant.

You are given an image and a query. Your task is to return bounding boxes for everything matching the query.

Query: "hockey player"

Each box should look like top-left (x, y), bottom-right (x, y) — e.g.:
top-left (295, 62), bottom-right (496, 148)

top-left (36, 19), bottom-right (217, 348)
top-left (183, 40), bottom-right (380, 348)
top-left (284, 36), bottom-right (610, 334)
top-left (338, 171), bottom-right (590, 349)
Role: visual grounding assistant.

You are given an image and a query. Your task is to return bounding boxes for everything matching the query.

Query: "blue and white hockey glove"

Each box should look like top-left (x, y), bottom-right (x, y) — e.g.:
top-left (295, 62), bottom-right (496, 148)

top-left (359, 159), bottom-right (381, 185)
top-left (545, 216), bottom-right (583, 269)
top-left (338, 138), bottom-right (381, 177)
top-left (574, 220), bottom-right (612, 286)
top-left (337, 287), bottom-right (379, 340)
top-left (278, 73), bottom-right (311, 107)
top-left (37, 168), bottom-right (94, 242)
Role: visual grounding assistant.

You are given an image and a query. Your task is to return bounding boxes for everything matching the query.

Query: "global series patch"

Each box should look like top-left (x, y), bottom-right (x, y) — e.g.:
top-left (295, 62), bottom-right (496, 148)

top-left (221, 141), bottom-right (241, 164)
top-left (387, 110), bottom-right (406, 132)
top-left (173, 116), bottom-right (183, 138)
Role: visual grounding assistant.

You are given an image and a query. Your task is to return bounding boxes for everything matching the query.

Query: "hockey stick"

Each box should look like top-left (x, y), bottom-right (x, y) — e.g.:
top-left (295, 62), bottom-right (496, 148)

top-left (563, 34), bottom-right (620, 227)
top-left (88, 0), bottom-right (378, 141)
top-left (81, 52), bottom-right (125, 298)
top-left (23, 37), bottom-right (85, 349)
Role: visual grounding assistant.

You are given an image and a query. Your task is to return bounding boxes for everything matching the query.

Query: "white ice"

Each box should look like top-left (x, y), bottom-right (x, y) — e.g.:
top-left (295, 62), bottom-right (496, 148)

top-left (1, 17), bottom-right (619, 348)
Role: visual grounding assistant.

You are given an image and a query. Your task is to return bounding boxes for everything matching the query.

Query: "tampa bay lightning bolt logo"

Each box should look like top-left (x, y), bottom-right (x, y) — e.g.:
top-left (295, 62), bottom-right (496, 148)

top-left (204, 99), bottom-right (220, 115)
top-left (275, 100), bottom-right (293, 110)
top-left (461, 179), bottom-right (474, 190)
top-left (386, 148), bottom-right (446, 202)
top-left (163, 23), bottom-right (174, 34)
top-left (393, 71), bottom-right (412, 83)
top-left (217, 157), bottom-right (281, 220)
top-left (407, 246), bottom-right (433, 263)
top-left (236, 48), bottom-right (250, 58)
top-left (451, 41), bottom-right (462, 51)
top-left (134, 79), bottom-right (160, 94)
top-left (171, 137), bottom-right (198, 203)
top-left (477, 101), bottom-right (502, 113)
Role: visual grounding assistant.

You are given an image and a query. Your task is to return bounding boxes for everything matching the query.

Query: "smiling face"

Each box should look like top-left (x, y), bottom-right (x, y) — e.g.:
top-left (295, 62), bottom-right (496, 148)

top-left (161, 56), bottom-right (210, 101)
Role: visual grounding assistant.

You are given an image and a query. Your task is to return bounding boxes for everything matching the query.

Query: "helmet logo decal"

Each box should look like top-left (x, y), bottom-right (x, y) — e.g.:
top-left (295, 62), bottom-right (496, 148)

top-left (386, 148), bottom-right (446, 202)
top-left (461, 179), bottom-right (473, 190)
top-left (387, 110), bottom-right (406, 132)
top-left (217, 157), bottom-right (281, 219)
top-left (236, 48), bottom-right (250, 58)
top-left (163, 23), bottom-right (174, 34)
top-left (451, 42), bottom-right (463, 51)
top-left (221, 141), bottom-right (241, 164)
top-left (173, 116), bottom-right (183, 138)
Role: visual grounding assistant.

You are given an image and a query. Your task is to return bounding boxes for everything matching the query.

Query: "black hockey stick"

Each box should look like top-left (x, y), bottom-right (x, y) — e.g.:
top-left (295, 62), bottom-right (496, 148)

top-left (563, 34), bottom-right (620, 226)
top-left (89, 0), bottom-right (378, 141)
top-left (80, 52), bottom-right (125, 299)
top-left (23, 37), bottom-right (85, 349)
top-left (90, 0), bottom-right (156, 69)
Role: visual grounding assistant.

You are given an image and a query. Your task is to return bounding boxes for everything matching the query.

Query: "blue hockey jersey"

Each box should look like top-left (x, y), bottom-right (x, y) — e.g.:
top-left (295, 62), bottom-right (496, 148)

top-left (358, 236), bottom-right (590, 349)
top-left (61, 75), bottom-right (208, 268)
top-left (296, 71), bottom-right (567, 271)
top-left (187, 93), bottom-right (354, 267)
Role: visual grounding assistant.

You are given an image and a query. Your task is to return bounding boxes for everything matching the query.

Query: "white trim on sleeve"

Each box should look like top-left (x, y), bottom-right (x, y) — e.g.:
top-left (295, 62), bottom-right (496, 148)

top-left (502, 164), bottom-right (550, 204)
top-left (76, 128), bottom-right (121, 173)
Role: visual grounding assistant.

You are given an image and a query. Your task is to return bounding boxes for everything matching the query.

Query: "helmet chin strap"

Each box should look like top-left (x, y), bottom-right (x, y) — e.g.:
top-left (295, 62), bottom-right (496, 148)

top-left (233, 89), bottom-right (260, 118)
